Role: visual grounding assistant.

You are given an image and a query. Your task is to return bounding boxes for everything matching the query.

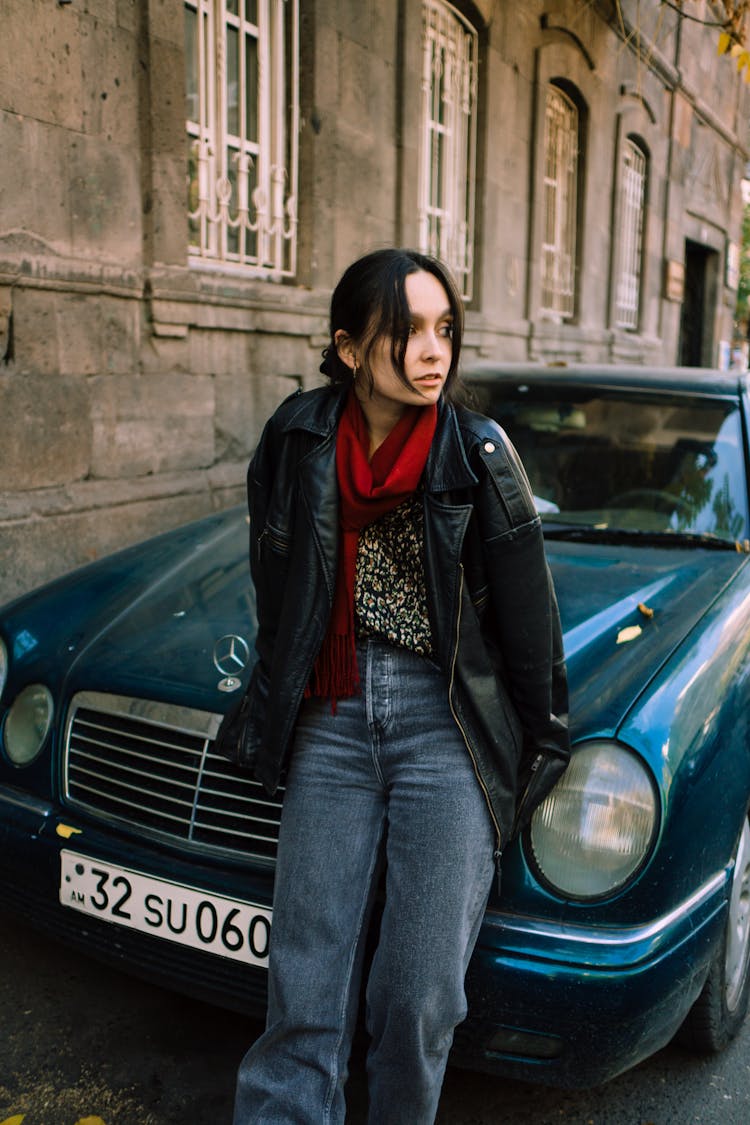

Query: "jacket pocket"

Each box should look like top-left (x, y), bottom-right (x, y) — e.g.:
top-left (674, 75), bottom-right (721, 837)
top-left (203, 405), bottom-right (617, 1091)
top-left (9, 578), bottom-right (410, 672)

top-left (259, 521), bottom-right (291, 557)
top-left (469, 582), bottom-right (489, 614)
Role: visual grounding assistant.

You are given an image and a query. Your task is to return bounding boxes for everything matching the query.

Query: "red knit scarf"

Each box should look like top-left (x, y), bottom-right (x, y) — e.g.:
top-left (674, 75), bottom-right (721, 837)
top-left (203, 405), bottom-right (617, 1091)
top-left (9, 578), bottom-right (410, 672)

top-left (306, 389), bottom-right (438, 706)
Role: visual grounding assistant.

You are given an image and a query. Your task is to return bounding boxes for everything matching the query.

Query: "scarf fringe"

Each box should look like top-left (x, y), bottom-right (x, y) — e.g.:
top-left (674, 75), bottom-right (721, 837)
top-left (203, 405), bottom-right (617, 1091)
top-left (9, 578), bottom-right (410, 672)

top-left (304, 631), bottom-right (360, 712)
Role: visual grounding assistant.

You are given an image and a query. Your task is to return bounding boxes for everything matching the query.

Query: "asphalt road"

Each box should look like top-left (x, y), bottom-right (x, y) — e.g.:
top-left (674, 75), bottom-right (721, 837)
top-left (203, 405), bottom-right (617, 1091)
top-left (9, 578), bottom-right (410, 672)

top-left (1, 912), bottom-right (749, 1125)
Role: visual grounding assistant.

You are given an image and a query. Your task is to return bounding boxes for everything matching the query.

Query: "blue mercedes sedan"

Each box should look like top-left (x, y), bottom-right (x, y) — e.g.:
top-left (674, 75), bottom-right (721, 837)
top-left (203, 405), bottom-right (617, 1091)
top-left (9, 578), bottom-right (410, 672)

top-left (1, 364), bottom-right (749, 1088)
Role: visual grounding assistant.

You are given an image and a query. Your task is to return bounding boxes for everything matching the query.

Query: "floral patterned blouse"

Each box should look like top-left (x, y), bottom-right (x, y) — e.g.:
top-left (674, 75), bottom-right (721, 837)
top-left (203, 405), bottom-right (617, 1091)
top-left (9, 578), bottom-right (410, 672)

top-left (354, 493), bottom-right (433, 656)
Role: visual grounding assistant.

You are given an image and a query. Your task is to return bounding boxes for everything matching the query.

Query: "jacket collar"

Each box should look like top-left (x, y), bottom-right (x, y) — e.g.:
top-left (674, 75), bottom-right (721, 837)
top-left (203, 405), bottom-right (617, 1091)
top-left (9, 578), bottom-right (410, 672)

top-left (282, 386), bottom-right (478, 492)
top-left (424, 397), bottom-right (478, 492)
top-left (281, 386), bottom-right (345, 438)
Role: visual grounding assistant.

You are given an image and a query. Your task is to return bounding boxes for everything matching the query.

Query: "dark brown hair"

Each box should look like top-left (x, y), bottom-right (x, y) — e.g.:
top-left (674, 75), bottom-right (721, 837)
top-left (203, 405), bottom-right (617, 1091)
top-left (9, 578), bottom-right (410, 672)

top-left (320, 248), bottom-right (464, 400)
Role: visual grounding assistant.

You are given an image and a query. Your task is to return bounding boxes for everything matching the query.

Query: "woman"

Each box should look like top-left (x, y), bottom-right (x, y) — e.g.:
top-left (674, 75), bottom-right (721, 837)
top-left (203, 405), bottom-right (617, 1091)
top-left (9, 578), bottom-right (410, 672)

top-left (221, 248), bottom-right (569, 1124)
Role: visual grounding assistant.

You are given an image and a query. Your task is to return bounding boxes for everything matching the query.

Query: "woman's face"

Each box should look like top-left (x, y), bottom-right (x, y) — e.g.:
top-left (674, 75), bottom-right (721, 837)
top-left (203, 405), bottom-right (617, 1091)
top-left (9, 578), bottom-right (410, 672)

top-left (341, 269), bottom-right (455, 415)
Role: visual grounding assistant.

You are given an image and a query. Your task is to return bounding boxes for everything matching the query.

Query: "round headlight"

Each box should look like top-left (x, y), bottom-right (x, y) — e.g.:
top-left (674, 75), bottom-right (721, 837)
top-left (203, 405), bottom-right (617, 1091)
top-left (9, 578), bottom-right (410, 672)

top-left (0, 637), bottom-right (7, 700)
top-left (3, 684), bottom-right (54, 766)
top-left (528, 741), bottom-right (658, 899)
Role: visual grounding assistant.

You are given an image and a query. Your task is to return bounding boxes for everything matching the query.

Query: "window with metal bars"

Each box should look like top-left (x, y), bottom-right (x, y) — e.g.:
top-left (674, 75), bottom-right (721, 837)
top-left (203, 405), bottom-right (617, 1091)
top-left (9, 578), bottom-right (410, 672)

top-left (540, 85), bottom-right (578, 321)
top-left (614, 138), bottom-right (647, 330)
top-left (418, 0), bottom-right (478, 301)
top-left (184, 0), bottom-right (299, 277)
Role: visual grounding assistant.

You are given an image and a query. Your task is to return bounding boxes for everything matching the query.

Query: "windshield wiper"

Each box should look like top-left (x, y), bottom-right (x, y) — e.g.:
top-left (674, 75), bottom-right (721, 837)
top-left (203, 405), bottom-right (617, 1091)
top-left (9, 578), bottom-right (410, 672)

top-left (542, 525), bottom-right (749, 552)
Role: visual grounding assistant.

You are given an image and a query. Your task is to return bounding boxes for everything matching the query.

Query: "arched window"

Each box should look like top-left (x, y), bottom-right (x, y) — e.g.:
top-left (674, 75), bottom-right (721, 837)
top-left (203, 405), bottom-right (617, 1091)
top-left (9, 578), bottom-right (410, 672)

top-left (184, 0), bottom-right (299, 278)
top-left (614, 138), bottom-right (647, 330)
top-left (418, 0), bottom-right (479, 300)
top-left (540, 85), bottom-right (578, 320)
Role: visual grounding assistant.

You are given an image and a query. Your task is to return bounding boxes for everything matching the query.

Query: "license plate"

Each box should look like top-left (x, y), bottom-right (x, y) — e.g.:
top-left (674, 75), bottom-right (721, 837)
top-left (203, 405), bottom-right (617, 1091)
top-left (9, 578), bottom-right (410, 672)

top-left (59, 850), bottom-right (271, 968)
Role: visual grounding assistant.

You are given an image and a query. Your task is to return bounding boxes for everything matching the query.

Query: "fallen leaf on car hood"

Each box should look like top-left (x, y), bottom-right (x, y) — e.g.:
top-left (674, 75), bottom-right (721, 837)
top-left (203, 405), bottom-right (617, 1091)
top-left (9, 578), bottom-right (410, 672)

top-left (616, 624), bottom-right (643, 644)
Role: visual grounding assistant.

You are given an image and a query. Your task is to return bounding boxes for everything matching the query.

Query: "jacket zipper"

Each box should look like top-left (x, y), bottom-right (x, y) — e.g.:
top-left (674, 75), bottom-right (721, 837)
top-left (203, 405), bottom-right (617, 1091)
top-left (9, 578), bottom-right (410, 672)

top-left (513, 753), bottom-right (544, 831)
top-left (448, 563), bottom-right (503, 866)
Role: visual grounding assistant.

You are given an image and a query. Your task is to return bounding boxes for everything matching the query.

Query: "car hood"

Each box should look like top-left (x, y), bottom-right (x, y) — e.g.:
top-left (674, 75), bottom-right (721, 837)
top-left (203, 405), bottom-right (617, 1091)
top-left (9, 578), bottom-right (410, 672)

top-left (65, 528), bottom-right (741, 733)
top-left (4, 508), bottom-right (744, 730)
top-left (0, 509), bottom-right (256, 716)
top-left (59, 514), bottom-right (258, 712)
top-left (548, 540), bottom-right (745, 735)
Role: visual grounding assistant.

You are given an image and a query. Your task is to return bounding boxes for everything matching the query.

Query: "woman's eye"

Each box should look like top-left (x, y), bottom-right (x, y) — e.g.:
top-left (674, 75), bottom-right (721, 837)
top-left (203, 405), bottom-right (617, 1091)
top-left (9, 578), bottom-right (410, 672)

top-left (406, 321), bottom-right (452, 339)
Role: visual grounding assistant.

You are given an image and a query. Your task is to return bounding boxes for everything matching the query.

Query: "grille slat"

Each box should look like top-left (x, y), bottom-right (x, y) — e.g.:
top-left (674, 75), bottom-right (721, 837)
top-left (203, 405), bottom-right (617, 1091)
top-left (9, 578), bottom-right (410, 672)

top-left (69, 782), bottom-right (197, 827)
top-left (69, 766), bottom-right (197, 810)
top-left (195, 801), bottom-right (279, 827)
top-left (72, 736), bottom-right (204, 775)
top-left (193, 821), bottom-right (280, 844)
top-left (65, 694), bottom-right (283, 862)
top-left (69, 753), bottom-right (200, 795)
top-left (74, 715), bottom-right (205, 755)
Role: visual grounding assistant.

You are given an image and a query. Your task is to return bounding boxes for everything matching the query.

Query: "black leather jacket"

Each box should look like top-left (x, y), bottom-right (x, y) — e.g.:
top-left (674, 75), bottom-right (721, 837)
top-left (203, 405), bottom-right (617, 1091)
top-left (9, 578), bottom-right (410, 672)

top-left (218, 385), bottom-right (570, 852)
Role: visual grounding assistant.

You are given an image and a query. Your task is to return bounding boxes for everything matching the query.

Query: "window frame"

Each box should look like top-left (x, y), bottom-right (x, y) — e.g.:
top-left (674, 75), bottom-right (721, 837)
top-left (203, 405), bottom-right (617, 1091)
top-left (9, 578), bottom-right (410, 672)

top-left (540, 83), bottom-right (580, 322)
top-left (184, 0), bottom-right (299, 279)
top-left (418, 0), bottom-right (479, 301)
top-left (614, 136), bottom-right (648, 331)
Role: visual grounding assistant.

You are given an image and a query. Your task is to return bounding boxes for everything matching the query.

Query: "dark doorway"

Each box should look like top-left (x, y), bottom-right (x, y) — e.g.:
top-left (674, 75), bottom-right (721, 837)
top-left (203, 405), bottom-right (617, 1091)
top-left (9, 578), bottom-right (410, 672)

top-left (679, 240), bottom-right (719, 367)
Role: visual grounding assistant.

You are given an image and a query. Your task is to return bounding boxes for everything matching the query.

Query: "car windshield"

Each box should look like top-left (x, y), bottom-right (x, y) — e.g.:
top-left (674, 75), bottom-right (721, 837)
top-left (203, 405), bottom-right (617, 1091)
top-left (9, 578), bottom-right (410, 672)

top-left (468, 383), bottom-right (749, 543)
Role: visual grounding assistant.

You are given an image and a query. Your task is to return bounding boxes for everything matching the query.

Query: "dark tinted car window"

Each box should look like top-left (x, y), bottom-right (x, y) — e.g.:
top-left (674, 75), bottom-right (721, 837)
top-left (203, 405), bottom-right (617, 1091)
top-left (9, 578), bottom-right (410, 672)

top-left (468, 383), bottom-right (749, 541)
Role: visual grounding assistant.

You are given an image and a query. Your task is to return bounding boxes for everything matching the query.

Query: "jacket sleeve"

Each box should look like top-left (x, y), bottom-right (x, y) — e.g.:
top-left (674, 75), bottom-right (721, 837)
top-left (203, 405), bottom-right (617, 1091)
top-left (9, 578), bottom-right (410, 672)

top-left (247, 388), bottom-right (308, 673)
top-left (215, 400), bottom-right (294, 768)
top-left (247, 416), bottom-right (279, 680)
top-left (472, 427), bottom-right (570, 831)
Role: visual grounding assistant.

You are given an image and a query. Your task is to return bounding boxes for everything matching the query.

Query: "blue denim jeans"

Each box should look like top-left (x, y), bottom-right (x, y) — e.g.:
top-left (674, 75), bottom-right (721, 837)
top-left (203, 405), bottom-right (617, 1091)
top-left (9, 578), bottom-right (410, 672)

top-left (233, 640), bottom-right (496, 1125)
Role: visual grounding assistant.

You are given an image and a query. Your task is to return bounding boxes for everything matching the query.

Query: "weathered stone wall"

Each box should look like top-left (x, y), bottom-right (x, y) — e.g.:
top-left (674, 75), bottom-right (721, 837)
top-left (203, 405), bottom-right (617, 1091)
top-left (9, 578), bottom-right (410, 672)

top-left (1, 0), bottom-right (747, 605)
top-left (0, 0), bottom-right (326, 604)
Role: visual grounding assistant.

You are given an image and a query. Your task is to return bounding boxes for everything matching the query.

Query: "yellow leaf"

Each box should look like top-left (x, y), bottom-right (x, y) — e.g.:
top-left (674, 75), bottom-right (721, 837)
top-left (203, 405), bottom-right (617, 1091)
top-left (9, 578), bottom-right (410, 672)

top-left (730, 42), bottom-right (743, 57)
top-left (718, 30), bottom-right (731, 55)
top-left (56, 823), bottom-right (82, 839)
top-left (737, 50), bottom-right (750, 71)
top-left (74, 1118), bottom-right (107, 1125)
top-left (0, 1116), bottom-right (26, 1125)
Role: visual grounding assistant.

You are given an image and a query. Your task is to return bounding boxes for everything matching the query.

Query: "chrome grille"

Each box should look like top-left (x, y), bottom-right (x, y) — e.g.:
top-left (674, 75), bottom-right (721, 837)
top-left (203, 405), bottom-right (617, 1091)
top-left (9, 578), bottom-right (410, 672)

top-left (63, 691), bottom-right (282, 862)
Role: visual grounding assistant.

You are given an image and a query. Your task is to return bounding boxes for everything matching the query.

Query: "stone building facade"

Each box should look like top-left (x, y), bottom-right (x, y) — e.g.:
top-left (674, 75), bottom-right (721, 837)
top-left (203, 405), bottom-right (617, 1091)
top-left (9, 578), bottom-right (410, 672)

top-left (1, 0), bottom-right (748, 603)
